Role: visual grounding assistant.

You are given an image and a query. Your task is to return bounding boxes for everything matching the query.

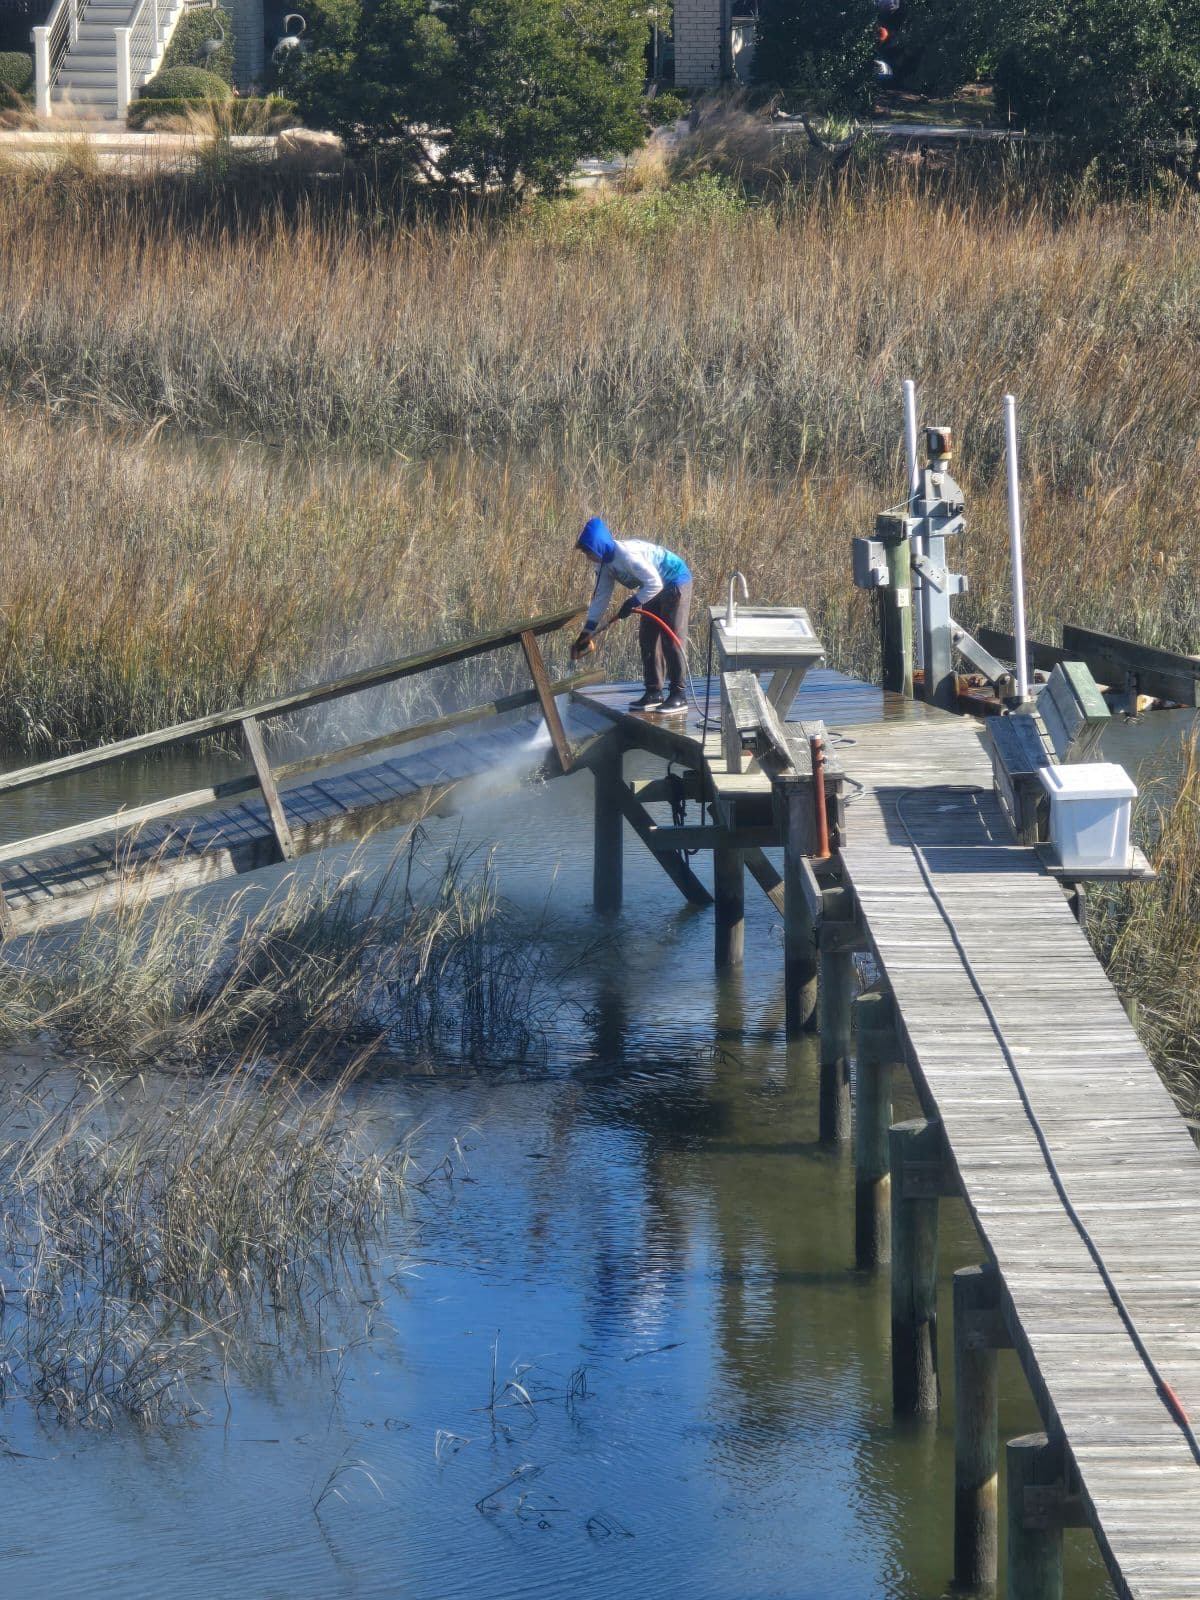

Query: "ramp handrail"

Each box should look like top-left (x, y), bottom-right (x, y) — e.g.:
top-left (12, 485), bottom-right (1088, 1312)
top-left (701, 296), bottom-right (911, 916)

top-left (0, 606), bottom-right (589, 912)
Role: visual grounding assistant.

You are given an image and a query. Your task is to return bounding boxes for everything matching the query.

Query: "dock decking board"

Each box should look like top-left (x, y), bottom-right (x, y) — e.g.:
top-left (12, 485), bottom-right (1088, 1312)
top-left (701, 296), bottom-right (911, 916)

top-left (576, 670), bottom-right (1200, 1599)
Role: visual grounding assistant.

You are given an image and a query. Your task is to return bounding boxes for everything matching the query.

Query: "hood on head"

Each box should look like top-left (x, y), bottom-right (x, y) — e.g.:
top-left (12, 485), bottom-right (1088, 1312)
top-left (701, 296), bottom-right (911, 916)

top-left (577, 517), bottom-right (616, 562)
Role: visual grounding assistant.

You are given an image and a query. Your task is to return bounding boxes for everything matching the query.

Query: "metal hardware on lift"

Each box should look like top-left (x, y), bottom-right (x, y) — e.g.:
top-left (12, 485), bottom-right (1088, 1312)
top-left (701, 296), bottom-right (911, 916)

top-left (950, 624), bottom-right (1011, 685)
top-left (911, 551), bottom-right (968, 597)
top-left (852, 537), bottom-right (890, 589)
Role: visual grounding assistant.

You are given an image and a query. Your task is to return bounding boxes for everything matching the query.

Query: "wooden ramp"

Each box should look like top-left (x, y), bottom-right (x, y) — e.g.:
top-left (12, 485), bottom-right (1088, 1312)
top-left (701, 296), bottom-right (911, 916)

top-left (0, 718), bottom-right (569, 934)
top-left (0, 606), bottom-right (600, 935)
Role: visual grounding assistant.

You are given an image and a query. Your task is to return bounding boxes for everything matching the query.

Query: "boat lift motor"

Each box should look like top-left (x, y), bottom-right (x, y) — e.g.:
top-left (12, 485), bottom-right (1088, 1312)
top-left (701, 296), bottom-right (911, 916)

top-left (853, 424), bottom-right (1013, 708)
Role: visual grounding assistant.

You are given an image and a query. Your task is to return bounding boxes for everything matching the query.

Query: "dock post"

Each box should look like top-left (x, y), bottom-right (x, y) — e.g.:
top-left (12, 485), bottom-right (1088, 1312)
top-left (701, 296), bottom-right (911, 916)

top-left (853, 987), bottom-right (894, 1267)
top-left (593, 739), bottom-right (623, 914)
top-left (782, 787), bottom-right (819, 1034)
top-left (1006, 1433), bottom-right (1063, 1600)
top-left (889, 1118), bottom-right (940, 1414)
top-left (713, 846), bottom-right (745, 970)
top-left (954, 1264), bottom-right (1001, 1590)
top-left (818, 947), bottom-right (855, 1142)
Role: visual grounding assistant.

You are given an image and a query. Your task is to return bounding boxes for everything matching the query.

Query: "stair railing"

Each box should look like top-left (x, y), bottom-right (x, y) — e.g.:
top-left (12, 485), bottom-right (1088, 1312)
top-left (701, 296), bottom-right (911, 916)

top-left (30, 0), bottom-right (86, 116)
top-left (115, 0), bottom-right (159, 118)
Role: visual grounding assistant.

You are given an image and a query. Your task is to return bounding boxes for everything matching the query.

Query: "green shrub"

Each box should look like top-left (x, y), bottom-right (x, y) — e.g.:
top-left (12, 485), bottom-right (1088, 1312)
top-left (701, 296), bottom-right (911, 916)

top-left (0, 51), bottom-right (33, 95)
top-left (755, 0), bottom-right (878, 115)
top-left (127, 95), bottom-right (298, 130)
top-left (159, 5), bottom-right (234, 84)
top-left (645, 89), bottom-right (687, 127)
top-left (139, 65), bottom-right (232, 101)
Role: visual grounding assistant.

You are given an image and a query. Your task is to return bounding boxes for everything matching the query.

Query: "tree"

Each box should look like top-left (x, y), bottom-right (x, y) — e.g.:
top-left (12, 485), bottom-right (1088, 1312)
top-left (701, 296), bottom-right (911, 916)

top-left (995, 0), bottom-right (1200, 188)
top-left (754, 0), bottom-right (878, 117)
top-left (291, 0), bottom-right (647, 197)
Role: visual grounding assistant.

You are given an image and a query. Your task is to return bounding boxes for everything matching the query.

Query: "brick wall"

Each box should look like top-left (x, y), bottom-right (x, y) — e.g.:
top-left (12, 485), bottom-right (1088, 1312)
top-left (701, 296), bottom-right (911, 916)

top-left (673, 0), bottom-right (721, 87)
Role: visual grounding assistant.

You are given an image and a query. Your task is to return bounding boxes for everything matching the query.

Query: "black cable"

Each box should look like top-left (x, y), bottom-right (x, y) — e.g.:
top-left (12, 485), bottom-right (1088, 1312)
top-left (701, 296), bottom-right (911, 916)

top-left (894, 785), bottom-right (1200, 1465)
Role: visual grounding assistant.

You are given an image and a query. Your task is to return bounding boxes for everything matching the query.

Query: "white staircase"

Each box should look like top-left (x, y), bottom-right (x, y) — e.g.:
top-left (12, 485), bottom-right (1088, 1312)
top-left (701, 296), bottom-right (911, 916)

top-left (34, 0), bottom-right (187, 121)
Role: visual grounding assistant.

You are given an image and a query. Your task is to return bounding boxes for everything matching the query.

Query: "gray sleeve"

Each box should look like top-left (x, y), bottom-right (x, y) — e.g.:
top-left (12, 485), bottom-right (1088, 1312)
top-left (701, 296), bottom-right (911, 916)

top-left (584, 565), bottom-right (616, 630)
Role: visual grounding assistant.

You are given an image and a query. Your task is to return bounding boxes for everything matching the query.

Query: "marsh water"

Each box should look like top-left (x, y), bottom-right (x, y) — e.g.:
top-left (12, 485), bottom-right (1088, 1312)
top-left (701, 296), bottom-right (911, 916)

top-left (0, 705), bottom-right (1192, 1599)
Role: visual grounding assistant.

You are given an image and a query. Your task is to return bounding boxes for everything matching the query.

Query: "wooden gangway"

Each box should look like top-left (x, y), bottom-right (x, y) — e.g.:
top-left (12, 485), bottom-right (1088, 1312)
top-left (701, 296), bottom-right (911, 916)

top-left (0, 607), bottom-right (600, 935)
top-left (572, 669), bottom-right (1200, 1600)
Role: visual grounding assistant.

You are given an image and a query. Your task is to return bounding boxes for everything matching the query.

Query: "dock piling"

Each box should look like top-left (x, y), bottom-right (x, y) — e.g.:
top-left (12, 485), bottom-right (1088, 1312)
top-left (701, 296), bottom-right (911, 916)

top-left (818, 946), bottom-right (855, 1142)
top-left (890, 1118), bottom-right (941, 1414)
top-left (853, 988), bottom-right (895, 1267)
top-left (954, 1264), bottom-right (1001, 1590)
top-left (1006, 1433), bottom-right (1064, 1600)
top-left (714, 845), bottom-right (745, 969)
top-left (782, 786), bottom-right (819, 1034)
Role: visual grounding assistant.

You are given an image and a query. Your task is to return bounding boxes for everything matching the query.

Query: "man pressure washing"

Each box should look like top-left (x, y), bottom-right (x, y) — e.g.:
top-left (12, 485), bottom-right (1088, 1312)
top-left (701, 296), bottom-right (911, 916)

top-left (569, 518), bottom-right (693, 715)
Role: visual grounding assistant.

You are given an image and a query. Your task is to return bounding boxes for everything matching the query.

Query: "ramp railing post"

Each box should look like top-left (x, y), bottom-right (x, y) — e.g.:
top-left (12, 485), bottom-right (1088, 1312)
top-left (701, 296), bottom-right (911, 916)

top-left (519, 630), bottom-right (573, 776)
top-left (954, 1263), bottom-right (1005, 1589)
top-left (853, 986), bottom-right (895, 1266)
top-left (241, 714), bottom-right (296, 862)
top-left (1006, 1433), bottom-right (1064, 1600)
top-left (890, 1117), bottom-right (942, 1414)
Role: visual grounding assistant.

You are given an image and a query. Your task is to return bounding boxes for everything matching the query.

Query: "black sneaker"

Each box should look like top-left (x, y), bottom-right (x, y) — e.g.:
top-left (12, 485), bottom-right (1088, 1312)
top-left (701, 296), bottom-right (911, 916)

top-left (652, 691), bottom-right (688, 716)
top-left (629, 690), bottom-right (665, 711)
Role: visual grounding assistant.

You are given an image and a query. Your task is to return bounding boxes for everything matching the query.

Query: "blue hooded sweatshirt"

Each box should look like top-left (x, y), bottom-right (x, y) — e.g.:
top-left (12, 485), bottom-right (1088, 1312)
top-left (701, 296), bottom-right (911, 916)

top-left (576, 518), bottom-right (691, 630)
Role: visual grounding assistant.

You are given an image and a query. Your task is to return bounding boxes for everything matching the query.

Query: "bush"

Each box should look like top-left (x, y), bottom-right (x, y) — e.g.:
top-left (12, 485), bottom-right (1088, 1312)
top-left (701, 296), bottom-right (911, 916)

top-left (645, 89), bottom-right (687, 127)
top-left (755, 0), bottom-right (877, 115)
top-left (0, 50), bottom-right (33, 95)
top-left (294, 0), bottom-right (648, 197)
top-left (884, 0), bottom-right (988, 98)
top-left (127, 95), bottom-right (298, 130)
top-left (158, 5), bottom-right (234, 84)
top-left (139, 65), bottom-right (233, 101)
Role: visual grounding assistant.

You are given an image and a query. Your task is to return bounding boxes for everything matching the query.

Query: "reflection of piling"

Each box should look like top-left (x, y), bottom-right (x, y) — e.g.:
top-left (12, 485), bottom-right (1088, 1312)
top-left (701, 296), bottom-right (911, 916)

top-left (853, 987), bottom-right (894, 1266)
top-left (593, 738), bottom-right (624, 913)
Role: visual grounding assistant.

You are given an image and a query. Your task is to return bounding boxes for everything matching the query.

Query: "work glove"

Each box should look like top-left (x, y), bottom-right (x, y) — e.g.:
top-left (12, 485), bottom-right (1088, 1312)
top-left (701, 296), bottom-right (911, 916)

top-left (617, 596), bottom-right (638, 621)
top-left (570, 631), bottom-right (595, 661)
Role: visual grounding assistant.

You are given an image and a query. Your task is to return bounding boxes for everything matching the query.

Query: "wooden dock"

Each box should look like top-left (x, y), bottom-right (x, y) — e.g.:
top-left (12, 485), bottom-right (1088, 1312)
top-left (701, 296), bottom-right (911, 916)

top-left (1, 598), bottom-right (1197, 1597)
top-left (573, 669), bottom-right (1200, 1600)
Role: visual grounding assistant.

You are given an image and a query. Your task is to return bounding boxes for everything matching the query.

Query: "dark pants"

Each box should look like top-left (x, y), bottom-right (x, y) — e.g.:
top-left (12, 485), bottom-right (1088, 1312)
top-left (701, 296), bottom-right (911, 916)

top-left (639, 580), bottom-right (691, 694)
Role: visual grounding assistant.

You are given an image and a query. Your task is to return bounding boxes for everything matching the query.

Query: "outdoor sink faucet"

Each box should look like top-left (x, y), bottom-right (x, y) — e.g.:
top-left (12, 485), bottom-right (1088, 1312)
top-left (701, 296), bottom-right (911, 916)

top-left (726, 571), bottom-right (749, 627)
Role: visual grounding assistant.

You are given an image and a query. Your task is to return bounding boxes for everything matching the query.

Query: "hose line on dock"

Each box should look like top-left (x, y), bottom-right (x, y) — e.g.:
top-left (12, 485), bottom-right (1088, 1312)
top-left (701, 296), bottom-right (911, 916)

top-left (894, 786), bottom-right (1200, 1467)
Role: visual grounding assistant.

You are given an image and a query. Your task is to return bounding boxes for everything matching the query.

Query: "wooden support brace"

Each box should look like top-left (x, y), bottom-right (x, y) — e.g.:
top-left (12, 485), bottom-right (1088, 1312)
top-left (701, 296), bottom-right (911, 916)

top-left (742, 845), bottom-right (785, 916)
top-left (854, 987), bottom-right (895, 1268)
top-left (890, 1117), bottom-right (941, 1415)
top-left (241, 714), bottom-right (296, 863)
top-left (612, 782), bottom-right (713, 907)
top-left (1006, 1433), bottom-right (1065, 1600)
top-left (520, 630), bottom-right (573, 776)
top-left (954, 1264), bottom-right (1001, 1591)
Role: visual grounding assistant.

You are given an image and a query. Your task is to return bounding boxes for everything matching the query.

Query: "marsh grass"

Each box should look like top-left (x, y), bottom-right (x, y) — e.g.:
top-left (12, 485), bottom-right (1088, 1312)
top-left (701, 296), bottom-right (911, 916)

top-left (0, 1057), bottom-right (418, 1424)
top-left (0, 834), bottom-right (563, 1071)
top-left (1090, 737), bottom-right (1200, 1112)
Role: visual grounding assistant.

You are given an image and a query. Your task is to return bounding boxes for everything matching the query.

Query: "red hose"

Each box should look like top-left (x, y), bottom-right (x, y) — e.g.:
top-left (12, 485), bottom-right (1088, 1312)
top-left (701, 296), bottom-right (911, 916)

top-left (631, 606), bottom-right (686, 653)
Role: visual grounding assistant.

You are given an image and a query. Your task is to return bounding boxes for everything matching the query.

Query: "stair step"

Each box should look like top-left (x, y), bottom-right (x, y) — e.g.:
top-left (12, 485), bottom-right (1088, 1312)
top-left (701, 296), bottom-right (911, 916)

top-left (57, 71), bottom-right (119, 85)
top-left (50, 87), bottom-right (118, 103)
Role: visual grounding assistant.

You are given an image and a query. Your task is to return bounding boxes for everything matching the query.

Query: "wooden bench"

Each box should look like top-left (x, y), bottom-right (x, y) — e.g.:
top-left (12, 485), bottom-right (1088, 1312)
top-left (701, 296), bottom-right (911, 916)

top-left (983, 661), bottom-right (1111, 845)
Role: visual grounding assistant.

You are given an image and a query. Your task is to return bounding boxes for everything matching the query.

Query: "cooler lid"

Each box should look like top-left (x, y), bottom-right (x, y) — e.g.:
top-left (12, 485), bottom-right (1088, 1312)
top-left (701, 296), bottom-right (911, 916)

top-left (1037, 762), bottom-right (1137, 801)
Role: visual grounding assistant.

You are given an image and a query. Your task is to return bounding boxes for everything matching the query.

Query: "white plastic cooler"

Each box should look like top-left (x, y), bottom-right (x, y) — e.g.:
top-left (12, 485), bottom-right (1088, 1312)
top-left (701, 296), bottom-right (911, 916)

top-left (1037, 762), bottom-right (1137, 871)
